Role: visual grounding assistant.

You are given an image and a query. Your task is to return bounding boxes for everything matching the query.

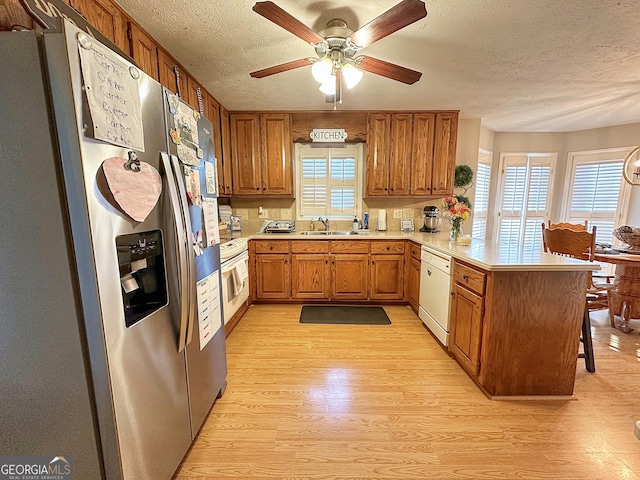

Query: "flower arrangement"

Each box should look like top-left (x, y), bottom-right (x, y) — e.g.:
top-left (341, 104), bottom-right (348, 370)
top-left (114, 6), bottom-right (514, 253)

top-left (442, 197), bottom-right (471, 241)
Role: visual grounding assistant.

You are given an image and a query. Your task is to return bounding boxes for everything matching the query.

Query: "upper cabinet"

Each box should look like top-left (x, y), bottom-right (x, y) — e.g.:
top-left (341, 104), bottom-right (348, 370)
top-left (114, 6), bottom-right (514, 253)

top-left (157, 48), bottom-right (186, 96)
top-left (219, 107), bottom-right (233, 196)
top-left (365, 111), bottom-right (458, 197)
top-left (127, 23), bottom-right (158, 81)
top-left (230, 113), bottom-right (293, 197)
top-left (70, 0), bottom-right (127, 51)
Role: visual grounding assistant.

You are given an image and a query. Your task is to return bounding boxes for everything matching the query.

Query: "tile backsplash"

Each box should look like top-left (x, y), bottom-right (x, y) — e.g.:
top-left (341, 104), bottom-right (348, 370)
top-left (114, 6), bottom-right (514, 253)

top-left (227, 197), bottom-right (446, 234)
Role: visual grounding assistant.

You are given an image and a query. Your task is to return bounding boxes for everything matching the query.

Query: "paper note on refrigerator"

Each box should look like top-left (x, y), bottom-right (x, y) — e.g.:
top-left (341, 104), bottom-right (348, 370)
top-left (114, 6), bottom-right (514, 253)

top-left (202, 197), bottom-right (220, 247)
top-left (196, 272), bottom-right (222, 350)
top-left (173, 101), bottom-right (200, 166)
top-left (78, 40), bottom-right (144, 151)
top-left (205, 160), bottom-right (217, 194)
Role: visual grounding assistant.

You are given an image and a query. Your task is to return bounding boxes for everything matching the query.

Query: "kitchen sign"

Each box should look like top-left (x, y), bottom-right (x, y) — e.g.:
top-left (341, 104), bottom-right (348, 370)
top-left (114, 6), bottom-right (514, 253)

top-left (310, 128), bottom-right (348, 143)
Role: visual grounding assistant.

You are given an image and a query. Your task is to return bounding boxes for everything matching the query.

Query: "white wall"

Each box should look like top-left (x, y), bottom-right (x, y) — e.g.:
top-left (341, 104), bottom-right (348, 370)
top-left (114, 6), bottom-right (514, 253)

top-left (479, 122), bottom-right (640, 239)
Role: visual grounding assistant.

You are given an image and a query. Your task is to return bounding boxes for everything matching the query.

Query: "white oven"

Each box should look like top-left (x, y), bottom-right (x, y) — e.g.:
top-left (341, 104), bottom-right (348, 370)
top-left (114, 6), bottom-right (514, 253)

top-left (220, 238), bottom-right (249, 325)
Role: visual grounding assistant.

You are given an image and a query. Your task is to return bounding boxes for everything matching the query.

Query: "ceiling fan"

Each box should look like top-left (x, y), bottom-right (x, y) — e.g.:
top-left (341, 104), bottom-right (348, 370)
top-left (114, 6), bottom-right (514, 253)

top-left (249, 0), bottom-right (427, 103)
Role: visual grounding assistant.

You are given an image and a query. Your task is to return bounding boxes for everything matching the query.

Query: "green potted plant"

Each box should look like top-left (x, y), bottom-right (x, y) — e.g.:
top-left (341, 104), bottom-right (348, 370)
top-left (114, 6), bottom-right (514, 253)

top-left (454, 164), bottom-right (474, 208)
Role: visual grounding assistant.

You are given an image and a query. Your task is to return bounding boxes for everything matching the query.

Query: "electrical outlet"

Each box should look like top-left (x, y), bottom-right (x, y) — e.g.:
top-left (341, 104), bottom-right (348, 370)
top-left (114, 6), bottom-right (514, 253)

top-left (393, 209), bottom-right (402, 219)
top-left (258, 208), bottom-right (268, 219)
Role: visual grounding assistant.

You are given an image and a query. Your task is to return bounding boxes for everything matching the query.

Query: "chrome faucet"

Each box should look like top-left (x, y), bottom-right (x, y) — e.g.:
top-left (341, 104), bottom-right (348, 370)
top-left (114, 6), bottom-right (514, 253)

top-left (318, 217), bottom-right (330, 231)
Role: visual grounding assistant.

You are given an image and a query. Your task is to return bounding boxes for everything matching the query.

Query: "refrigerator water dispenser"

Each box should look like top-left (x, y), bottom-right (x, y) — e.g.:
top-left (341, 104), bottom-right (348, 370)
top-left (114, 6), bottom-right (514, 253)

top-left (116, 230), bottom-right (168, 327)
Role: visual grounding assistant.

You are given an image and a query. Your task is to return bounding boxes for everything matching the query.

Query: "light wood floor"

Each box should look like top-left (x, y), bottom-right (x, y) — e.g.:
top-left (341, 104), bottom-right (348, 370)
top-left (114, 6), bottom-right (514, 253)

top-left (174, 305), bottom-right (640, 479)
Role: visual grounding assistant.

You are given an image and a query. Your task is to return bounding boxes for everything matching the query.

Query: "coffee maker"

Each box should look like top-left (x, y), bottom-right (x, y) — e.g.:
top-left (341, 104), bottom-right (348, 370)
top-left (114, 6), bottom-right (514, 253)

top-left (420, 206), bottom-right (442, 233)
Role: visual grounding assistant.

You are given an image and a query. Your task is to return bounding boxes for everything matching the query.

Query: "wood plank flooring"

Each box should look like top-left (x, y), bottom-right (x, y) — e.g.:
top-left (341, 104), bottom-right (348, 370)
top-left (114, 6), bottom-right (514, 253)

top-left (174, 305), bottom-right (640, 479)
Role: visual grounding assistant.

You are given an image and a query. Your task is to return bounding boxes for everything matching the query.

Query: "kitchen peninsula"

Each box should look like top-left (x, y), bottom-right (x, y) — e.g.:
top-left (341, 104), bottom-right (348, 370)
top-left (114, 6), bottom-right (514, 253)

top-left (244, 232), bottom-right (598, 399)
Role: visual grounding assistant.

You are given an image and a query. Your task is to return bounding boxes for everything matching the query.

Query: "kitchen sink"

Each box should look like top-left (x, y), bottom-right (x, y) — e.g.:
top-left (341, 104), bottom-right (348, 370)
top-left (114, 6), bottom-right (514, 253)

top-left (299, 231), bottom-right (353, 236)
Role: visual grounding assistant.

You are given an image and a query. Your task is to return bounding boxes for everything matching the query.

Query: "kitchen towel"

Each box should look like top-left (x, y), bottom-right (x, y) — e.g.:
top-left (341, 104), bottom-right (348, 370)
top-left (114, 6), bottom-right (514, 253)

top-left (231, 259), bottom-right (249, 297)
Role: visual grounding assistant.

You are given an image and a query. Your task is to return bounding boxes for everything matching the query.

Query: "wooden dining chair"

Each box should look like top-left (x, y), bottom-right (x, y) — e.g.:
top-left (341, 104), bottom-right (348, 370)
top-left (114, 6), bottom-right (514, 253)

top-left (541, 224), bottom-right (611, 372)
top-left (547, 220), bottom-right (615, 289)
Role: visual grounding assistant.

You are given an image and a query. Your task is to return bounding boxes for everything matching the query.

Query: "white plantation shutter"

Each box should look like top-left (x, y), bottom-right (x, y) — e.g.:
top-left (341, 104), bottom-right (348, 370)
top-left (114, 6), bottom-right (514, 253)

top-left (565, 151), bottom-right (628, 244)
top-left (497, 154), bottom-right (555, 251)
top-left (472, 151), bottom-right (491, 240)
top-left (297, 145), bottom-right (362, 218)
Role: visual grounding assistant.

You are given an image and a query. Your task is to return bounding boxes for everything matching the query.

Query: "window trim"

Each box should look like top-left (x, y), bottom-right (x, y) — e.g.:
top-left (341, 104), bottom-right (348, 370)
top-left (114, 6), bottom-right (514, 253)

top-left (294, 143), bottom-right (364, 220)
top-left (561, 147), bottom-right (633, 232)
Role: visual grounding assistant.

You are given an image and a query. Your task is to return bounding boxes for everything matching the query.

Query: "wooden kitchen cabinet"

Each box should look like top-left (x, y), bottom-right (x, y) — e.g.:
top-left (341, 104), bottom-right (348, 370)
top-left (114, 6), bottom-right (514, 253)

top-left (71, 0), bottom-right (127, 51)
top-left (260, 114), bottom-right (293, 195)
top-left (365, 111), bottom-right (458, 197)
top-left (230, 114), bottom-right (262, 195)
top-left (128, 23), bottom-right (158, 81)
top-left (255, 254), bottom-right (290, 299)
top-left (389, 113), bottom-right (413, 195)
top-left (157, 48), bottom-right (186, 96)
top-left (449, 261), bottom-right (486, 377)
top-left (230, 113), bottom-right (293, 196)
top-left (369, 242), bottom-right (405, 300)
top-left (366, 113), bottom-right (391, 196)
top-left (332, 254), bottom-right (369, 300)
top-left (219, 107), bottom-right (233, 196)
top-left (432, 112), bottom-right (458, 195)
top-left (410, 113), bottom-right (436, 196)
top-left (291, 241), bottom-right (330, 299)
top-left (407, 242), bottom-right (421, 313)
top-left (292, 255), bottom-right (330, 299)
top-left (450, 283), bottom-right (484, 376)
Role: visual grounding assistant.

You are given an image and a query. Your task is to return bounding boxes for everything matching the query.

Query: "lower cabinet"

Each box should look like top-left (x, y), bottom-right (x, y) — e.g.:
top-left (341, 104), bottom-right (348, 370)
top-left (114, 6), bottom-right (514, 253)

top-left (449, 283), bottom-right (484, 375)
top-left (449, 260), bottom-right (486, 377)
top-left (369, 241), bottom-right (405, 300)
top-left (255, 254), bottom-right (291, 299)
top-left (407, 257), bottom-right (420, 313)
top-left (332, 254), bottom-right (369, 300)
top-left (406, 241), bottom-right (422, 313)
top-left (292, 254), bottom-right (330, 299)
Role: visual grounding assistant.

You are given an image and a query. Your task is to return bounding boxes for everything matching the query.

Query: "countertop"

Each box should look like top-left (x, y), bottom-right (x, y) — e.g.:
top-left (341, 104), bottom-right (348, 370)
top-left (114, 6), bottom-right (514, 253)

top-left (228, 229), bottom-right (599, 272)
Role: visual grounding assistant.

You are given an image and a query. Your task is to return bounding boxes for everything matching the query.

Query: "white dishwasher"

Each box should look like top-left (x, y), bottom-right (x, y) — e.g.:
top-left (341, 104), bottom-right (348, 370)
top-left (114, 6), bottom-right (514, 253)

top-left (419, 246), bottom-right (452, 346)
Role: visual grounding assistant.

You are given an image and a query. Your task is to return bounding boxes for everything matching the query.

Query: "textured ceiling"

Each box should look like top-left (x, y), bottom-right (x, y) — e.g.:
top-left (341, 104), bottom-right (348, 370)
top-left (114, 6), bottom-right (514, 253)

top-left (116, 0), bottom-right (640, 132)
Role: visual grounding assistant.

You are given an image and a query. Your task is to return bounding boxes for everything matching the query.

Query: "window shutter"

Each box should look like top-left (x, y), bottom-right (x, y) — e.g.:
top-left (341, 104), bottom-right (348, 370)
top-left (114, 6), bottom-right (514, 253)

top-left (472, 155), bottom-right (491, 240)
top-left (568, 160), bottom-right (624, 243)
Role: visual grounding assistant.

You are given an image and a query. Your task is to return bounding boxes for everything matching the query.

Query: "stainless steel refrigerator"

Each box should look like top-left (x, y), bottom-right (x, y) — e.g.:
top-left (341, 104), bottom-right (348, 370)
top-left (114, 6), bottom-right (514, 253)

top-left (0, 21), bottom-right (226, 480)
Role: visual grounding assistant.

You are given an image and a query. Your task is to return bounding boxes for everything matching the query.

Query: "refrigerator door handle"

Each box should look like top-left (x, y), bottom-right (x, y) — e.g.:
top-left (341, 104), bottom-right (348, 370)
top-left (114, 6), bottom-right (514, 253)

top-left (161, 153), bottom-right (190, 353)
top-left (170, 155), bottom-right (197, 347)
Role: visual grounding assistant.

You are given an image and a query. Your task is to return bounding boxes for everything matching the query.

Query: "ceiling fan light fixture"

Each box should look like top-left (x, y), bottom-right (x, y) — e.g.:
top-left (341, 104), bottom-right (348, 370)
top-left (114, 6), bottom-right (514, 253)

top-left (311, 57), bottom-right (332, 83)
top-left (342, 63), bottom-right (363, 89)
top-left (319, 78), bottom-right (336, 95)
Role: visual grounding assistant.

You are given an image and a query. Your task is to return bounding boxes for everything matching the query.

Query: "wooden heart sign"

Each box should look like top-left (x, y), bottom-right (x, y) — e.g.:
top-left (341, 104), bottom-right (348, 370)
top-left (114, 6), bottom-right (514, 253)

top-left (101, 157), bottom-right (162, 222)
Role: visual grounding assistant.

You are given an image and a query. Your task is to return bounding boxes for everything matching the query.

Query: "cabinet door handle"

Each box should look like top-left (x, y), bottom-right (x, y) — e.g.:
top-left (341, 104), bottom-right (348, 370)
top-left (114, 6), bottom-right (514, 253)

top-left (427, 270), bottom-right (432, 276)
top-left (450, 292), bottom-right (455, 297)
top-left (255, 187), bottom-right (259, 190)
top-left (463, 274), bottom-right (469, 281)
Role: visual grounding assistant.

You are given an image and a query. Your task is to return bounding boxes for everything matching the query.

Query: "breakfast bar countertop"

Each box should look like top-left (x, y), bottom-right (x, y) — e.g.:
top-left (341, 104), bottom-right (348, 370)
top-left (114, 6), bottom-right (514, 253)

top-left (244, 230), bottom-right (600, 273)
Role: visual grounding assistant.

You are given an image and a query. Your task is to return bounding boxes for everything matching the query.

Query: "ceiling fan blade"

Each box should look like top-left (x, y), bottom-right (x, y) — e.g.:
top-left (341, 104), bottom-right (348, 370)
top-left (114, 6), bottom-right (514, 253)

top-left (357, 56), bottom-right (422, 84)
top-left (349, 0), bottom-right (427, 49)
top-left (250, 58), bottom-right (312, 78)
top-left (253, 1), bottom-right (325, 45)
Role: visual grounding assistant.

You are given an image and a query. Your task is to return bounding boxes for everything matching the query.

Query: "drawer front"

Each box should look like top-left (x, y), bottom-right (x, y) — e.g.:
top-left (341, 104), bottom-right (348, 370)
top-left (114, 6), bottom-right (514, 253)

top-left (330, 240), bottom-right (370, 254)
top-left (291, 240), bottom-right (329, 253)
top-left (453, 261), bottom-right (486, 295)
top-left (409, 242), bottom-right (421, 260)
top-left (253, 240), bottom-right (290, 254)
top-left (370, 241), bottom-right (405, 254)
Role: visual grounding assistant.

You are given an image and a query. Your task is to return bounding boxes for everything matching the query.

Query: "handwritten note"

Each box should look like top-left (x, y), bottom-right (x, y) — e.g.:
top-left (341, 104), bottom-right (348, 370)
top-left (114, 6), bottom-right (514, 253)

top-left (202, 197), bottom-right (220, 247)
top-left (79, 40), bottom-right (144, 150)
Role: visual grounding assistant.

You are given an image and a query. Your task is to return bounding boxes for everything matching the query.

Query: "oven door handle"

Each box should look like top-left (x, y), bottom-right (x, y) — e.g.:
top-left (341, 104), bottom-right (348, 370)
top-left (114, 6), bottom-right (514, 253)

top-left (221, 251), bottom-right (249, 274)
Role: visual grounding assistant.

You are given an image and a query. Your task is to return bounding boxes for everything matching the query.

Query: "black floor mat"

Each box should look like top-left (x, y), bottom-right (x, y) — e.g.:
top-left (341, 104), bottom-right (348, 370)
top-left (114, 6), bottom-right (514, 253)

top-left (299, 305), bottom-right (391, 325)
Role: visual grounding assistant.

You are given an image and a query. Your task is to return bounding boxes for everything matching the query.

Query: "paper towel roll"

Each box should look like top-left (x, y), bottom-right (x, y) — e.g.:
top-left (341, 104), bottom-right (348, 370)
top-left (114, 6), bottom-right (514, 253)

top-left (378, 209), bottom-right (387, 231)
